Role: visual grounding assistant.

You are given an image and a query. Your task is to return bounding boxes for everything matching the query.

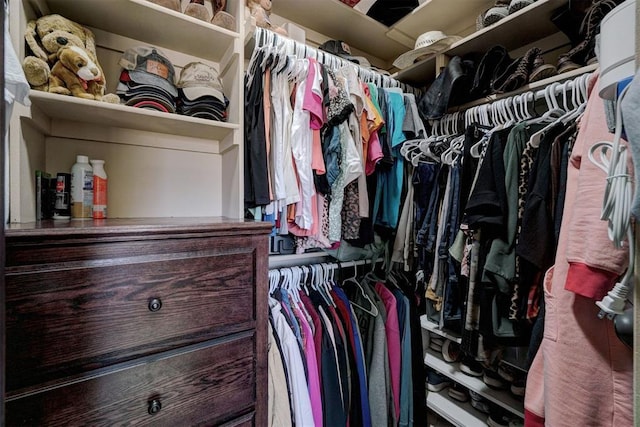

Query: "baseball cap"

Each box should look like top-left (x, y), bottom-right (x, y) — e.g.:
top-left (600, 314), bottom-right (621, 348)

top-left (177, 62), bottom-right (225, 103)
top-left (119, 46), bottom-right (178, 98)
top-left (318, 40), bottom-right (371, 68)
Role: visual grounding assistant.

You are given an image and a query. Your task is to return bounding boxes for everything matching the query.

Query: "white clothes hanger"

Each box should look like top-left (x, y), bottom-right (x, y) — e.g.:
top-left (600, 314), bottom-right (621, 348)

top-left (526, 83), bottom-right (566, 148)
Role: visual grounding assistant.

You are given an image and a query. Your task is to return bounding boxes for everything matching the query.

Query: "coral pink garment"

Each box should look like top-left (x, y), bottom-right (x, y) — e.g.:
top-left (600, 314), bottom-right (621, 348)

top-left (524, 74), bottom-right (633, 427)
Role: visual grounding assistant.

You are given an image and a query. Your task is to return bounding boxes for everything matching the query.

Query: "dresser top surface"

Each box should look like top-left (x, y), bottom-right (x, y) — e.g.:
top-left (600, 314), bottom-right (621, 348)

top-left (6, 217), bottom-right (272, 238)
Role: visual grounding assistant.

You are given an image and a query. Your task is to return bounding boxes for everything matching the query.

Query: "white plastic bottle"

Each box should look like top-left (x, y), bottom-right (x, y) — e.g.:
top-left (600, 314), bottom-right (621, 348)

top-left (91, 159), bottom-right (108, 219)
top-left (70, 155), bottom-right (93, 219)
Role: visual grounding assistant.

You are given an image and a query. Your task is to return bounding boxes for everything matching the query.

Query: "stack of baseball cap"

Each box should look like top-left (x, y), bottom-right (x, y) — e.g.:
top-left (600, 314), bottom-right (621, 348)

top-left (116, 46), bottom-right (178, 113)
top-left (176, 62), bottom-right (229, 122)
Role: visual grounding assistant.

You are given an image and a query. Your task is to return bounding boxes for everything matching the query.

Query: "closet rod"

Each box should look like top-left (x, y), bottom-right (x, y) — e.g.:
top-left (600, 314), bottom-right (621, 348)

top-left (253, 27), bottom-right (420, 95)
top-left (269, 257), bottom-right (377, 274)
top-left (449, 67), bottom-right (597, 114)
top-left (434, 71), bottom-right (595, 127)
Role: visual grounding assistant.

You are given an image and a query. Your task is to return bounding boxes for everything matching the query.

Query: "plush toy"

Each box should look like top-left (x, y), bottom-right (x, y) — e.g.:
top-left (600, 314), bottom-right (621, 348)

top-left (22, 14), bottom-right (118, 103)
top-left (246, 0), bottom-right (287, 36)
top-left (49, 46), bottom-right (108, 100)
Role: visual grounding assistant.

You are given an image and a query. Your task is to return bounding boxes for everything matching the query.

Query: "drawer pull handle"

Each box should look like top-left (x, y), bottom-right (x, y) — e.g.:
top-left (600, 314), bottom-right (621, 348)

top-left (148, 398), bottom-right (162, 415)
top-left (148, 298), bottom-right (162, 312)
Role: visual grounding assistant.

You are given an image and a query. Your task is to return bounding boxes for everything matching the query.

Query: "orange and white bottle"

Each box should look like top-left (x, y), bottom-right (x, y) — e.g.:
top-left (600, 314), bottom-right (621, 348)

top-left (91, 159), bottom-right (107, 219)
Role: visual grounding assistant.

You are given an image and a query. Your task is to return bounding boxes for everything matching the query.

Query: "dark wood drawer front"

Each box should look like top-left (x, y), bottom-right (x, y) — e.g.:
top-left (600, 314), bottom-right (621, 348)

top-left (7, 249), bottom-right (257, 391)
top-left (217, 412), bottom-right (255, 427)
top-left (7, 334), bottom-right (256, 426)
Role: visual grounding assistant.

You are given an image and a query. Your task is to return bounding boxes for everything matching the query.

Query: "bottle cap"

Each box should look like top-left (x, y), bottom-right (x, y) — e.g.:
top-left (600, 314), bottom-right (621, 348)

top-left (90, 159), bottom-right (105, 165)
top-left (76, 155), bottom-right (89, 163)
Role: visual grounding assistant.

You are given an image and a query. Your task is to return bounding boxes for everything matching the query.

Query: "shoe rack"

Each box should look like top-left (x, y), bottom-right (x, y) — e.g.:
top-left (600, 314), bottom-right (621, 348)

top-left (422, 315), bottom-right (525, 426)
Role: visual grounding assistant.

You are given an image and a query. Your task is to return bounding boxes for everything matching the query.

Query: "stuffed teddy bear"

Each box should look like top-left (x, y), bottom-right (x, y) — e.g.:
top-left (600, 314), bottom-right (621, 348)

top-left (22, 14), bottom-right (119, 103)
top-left (246, 0), bottom-right (287, 36)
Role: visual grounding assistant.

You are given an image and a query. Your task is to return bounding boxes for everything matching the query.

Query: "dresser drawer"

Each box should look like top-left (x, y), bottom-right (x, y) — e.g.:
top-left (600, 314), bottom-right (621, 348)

top-left (6, 244), bottom-right (259, 391)
top-left (218, 412), bottom-right (255, 427)
top-left (7, 333), bottom-right (256, 426)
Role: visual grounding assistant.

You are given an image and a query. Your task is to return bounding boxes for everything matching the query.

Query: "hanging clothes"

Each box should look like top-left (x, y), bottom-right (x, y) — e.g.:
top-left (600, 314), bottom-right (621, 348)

top-left (269, 262), bottom-right (421, 427)
top-left (525, 74), bottom-right (633, 427)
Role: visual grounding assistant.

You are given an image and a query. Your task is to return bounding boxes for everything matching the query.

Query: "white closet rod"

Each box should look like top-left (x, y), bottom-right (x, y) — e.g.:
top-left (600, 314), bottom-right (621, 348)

top-left (269, 258), bottom-right (376, 274)
top-left (254, 27), bottom-right (420, 95)
top-left (434, 71), bottom-right (595, 128)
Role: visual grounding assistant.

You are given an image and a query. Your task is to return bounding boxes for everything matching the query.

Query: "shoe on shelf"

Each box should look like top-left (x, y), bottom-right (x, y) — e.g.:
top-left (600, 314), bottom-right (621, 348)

top-left (556, 0), bottom-right (625, 73)
top-left (510, 377), bottom-right (526, 397)
top-left (492, 47), bottom-right (555, 93)
top-left (497, 363), bottom-right (517, 383)
top-left (528, 50), bottom-right (558, 82)
top-left (426, 370), bottom-right (452, 392)
top-left (508, 0), bottom-right (535, 15)
top-left (483, 368), bottom-right (509, 389)
top-left (459, 355), bottom-right (483, 377)
top-left (487, 404), bottom-right (512, 427)
top-left (441, 339), bottom-right (461, 363)
top-left (469, 391), bottom-right (491, 414)
top-left (429, 340), bottom-right (444, 353)
top-left (483, 1), bottom-right (511, 27)
top-left (448, 382), bottom-right (470, 402)
top-left (470, 45), bottom-right (512, 98)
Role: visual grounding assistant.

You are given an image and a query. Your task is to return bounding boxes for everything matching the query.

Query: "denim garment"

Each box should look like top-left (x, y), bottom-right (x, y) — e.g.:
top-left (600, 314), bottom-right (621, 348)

top-left (415, 163), bottom-right (442, 247)
top-left (426, 165), bottom-right (449, 253)
top-left (413, 162), bottom-right (438, 232)
top-left (442, 162), bottom-right (462, 328)
top-left (323, 125), bottom-right (342, 188)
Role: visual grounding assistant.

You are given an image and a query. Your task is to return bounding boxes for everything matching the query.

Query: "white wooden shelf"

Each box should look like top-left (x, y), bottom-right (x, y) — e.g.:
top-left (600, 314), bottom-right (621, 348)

top-left (28, 91), bottom-right (237, 148)
top-left (425, 348), bottom-right (525, 418)
top-left (270, 0), bottom-right (408, 63)
top-left (35, 0), bottom-right (239, 63)
top-left (393, 56), bottom-right (438, 88)
top-left (394, 0), bottom-right (570, 86)
top-left (446, 0), bottom-right (568, 58)
top-left (388, 0), bottom-right (495, 47)
top-left (427, 389), bottom-right (488, 427)
top-left (421, 315), bottom-right (462, 344)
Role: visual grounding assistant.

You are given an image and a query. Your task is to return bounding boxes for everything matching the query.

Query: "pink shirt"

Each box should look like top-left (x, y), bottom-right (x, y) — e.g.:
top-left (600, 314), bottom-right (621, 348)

top-left (525, 74), bottom-right (633, 427)
top-left (293, 305), bottom-right (323, 427)
top-left (303, 58), bottom-right (325, 130)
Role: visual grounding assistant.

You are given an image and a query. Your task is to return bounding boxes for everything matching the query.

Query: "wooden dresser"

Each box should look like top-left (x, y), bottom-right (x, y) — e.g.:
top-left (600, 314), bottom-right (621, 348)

top-left (4, 218), bottom-right (271, 426)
